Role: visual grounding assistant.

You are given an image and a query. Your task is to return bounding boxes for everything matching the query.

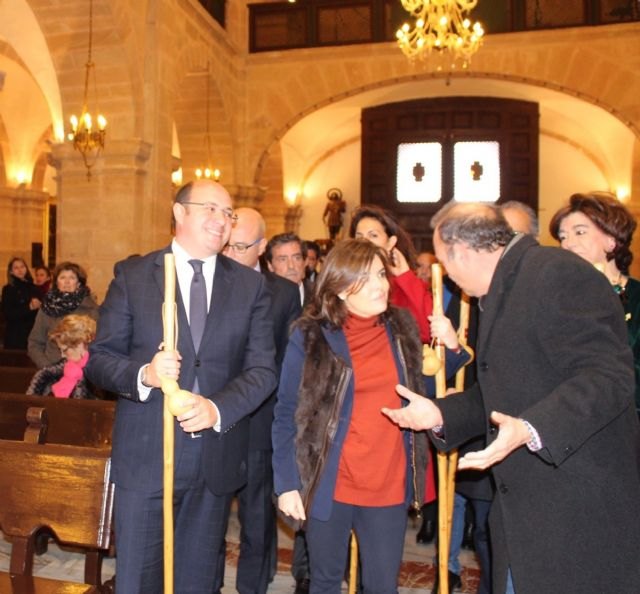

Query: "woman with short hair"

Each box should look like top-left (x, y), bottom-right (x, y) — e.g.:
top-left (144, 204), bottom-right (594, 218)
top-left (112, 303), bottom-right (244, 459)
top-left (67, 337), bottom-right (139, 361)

top-left (28, 261), bottom-right (99, 368)
top-left (550, 191), bottom-right (640, 415)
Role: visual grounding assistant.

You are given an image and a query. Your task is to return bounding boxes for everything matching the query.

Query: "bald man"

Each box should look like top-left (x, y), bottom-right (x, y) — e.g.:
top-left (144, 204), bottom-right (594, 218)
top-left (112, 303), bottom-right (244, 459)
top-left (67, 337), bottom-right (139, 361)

top-left (501, 200), bottom-right (539, 237)
top-left (220, 208), bottom-right (302, 594)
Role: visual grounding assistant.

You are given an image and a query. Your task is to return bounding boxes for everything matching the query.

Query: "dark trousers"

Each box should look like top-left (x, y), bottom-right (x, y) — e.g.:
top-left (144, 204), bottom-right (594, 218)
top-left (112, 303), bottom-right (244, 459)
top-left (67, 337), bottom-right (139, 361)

top-left (235, 449), bottom-right (277, 594)
top-left (114, 436), bottom-right (232, 594)
top-left (292, 529), bottom-right (310, 581)
top-left (306, 501), bottom-right (407, 594)
top-left (471, 499), bottom-right (492, 594)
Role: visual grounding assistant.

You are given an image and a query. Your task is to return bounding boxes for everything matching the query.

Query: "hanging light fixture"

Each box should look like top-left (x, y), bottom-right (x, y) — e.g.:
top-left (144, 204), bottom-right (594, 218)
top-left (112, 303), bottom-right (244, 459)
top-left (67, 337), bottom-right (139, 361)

top-left (67, 0), bottom-right (107, 180)
top-left (396, 0), bottom-right (485, 68)
top-left (195, 62), bottom-right (221, 182)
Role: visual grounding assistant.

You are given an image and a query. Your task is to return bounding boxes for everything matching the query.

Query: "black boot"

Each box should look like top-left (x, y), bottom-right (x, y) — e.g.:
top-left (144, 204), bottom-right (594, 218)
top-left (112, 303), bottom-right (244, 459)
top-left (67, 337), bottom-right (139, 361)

top-left (416, 503), bottom-right (437, 544)
top-left (431, 570), bottom-right (462, 594)
top-left (461, 501), bottom-right (475, 550)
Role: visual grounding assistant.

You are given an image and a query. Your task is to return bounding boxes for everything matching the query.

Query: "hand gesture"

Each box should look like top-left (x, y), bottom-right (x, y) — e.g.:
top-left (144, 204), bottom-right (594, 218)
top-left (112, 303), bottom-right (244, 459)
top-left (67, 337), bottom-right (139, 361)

top-left (388, 247), bottom-right (410, 276)
top-left (381, 384), bottom-right (444, 431)
top-left (457, 411), bottom-right (531, 470)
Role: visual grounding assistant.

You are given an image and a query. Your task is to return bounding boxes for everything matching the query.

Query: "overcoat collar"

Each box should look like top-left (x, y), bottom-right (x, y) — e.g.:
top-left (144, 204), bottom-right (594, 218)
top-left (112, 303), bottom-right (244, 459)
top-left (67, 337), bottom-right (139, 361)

top-left (477, 234), bottom-right (538, 351)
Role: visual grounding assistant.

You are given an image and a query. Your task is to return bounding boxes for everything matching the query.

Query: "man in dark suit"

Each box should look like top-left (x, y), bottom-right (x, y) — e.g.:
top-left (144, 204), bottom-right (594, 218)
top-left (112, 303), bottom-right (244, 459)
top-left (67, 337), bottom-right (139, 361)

top-left (384, 201), bottom-right (640, 594)
top-left (86, 181), bottom-right (277, 594)
top-left (265, 233), bottom-right (313, 308)
top-left (264, 231), bottom-right (314, 593)
top-left (219, 207), bottom-right (301, 594)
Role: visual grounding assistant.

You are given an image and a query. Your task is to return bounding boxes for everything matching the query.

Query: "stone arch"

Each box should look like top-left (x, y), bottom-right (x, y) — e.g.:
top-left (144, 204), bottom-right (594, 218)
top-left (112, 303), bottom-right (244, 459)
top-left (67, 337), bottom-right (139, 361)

top-left (253, 69), bottom-right (640, 188)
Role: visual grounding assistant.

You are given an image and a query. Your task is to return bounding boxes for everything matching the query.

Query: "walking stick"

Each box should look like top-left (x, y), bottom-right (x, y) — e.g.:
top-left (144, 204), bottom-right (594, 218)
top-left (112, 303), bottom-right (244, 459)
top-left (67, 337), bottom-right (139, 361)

top-left (162, 254), bottom-right (177, 594)
top-left (348, 530), bottom-right (359, 594)
top-left (431, 263), bottom-right (449, 594)
top-left (446, 293), bottom-right (471, 548)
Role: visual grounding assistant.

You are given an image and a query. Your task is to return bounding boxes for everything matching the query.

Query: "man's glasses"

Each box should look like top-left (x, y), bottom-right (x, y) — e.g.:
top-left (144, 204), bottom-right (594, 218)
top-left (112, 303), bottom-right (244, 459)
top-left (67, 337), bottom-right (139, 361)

top-left (226, 238), bottom-right (262, 254)
top-left (180, 201), bottom-right (238, 222)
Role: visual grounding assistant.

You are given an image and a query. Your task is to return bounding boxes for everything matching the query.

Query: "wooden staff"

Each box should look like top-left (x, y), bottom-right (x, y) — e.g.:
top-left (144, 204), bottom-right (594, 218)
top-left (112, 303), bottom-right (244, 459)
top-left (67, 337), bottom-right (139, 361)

top-left (348, 529), bottom-right (359, 594)
top-left (446, 293), bottom-right (471, 543)
top-left (431, 263), bottom-right (449, 594)
top-left (162, 253), bottom-right (177, 594)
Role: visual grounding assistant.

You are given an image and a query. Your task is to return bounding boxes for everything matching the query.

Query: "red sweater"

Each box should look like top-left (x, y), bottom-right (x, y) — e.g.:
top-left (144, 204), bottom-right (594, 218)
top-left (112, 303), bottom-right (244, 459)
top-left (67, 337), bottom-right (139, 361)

top-left (334, 313), bottom-right (406, 506)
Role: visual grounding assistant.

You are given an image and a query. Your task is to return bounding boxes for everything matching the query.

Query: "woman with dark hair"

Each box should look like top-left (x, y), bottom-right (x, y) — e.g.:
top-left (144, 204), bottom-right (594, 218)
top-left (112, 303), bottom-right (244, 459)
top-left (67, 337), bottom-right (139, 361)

top-left (272, 239), bottom-right (469, 594)
top-left (550, 191), bottom-right (640, 414)
top-left (349, 205), bottom-right (433, 343)
top-left (1, 257), bottom-right (41, 349)
top-left (28, 261), bottom-right (99, 368)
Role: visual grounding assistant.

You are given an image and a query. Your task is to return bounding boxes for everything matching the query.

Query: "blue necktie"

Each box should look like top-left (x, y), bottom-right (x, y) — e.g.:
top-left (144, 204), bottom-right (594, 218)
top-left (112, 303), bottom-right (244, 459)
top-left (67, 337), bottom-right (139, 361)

top-left (188, 259), bottom-right (207, 352)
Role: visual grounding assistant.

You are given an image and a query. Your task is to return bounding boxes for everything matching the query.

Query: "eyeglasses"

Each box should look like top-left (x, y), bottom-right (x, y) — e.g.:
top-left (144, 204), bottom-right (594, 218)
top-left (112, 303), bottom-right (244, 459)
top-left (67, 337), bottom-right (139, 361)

top-left (180, 201), bottom-right (238, 222)
top-left (226, 238), bottom-right (262, 254)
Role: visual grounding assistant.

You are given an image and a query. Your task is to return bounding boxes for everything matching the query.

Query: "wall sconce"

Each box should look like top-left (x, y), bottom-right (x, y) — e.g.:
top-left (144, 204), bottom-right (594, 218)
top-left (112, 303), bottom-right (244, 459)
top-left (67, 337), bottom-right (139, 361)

top-left (615, 186), bottom-right (630, 201)
top-left (171, 167), bottom-right (183, 187)
top-left (285, 188), bottom-right (300, 207)
top-left (15, 170), bottom-right (29, 186)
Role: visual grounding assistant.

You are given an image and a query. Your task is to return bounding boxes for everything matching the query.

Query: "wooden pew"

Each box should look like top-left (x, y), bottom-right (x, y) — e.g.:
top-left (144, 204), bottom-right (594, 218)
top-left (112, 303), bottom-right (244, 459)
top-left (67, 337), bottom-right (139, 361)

top-left (0, 349), bottom-right (35, 368)
top-left (0, 393), bottom-right (115, 447)
top-left (0, 439), bottom-right (114, 593)
top-left (0, 366), bottom-right (37, 393)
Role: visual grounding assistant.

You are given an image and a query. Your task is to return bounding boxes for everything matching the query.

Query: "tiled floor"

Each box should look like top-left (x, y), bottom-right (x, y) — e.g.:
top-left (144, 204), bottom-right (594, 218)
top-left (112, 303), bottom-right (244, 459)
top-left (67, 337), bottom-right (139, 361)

top-left (0, 505), bottom-right (481, 593)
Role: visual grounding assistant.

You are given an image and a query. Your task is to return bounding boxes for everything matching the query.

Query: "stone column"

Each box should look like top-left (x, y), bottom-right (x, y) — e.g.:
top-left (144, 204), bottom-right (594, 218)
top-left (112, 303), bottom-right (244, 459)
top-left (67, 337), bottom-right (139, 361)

top-left (49, 139), bottom-right (153, 301)
top-left (0, 185), bottom-right (49, 268)
top-left (226, 184), bottom-right (267, 209)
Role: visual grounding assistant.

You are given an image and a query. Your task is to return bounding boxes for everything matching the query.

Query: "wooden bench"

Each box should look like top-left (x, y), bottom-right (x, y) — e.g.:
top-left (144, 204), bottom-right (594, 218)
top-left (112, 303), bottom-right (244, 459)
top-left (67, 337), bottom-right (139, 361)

top-left (0, 393), bottom-right (115, 447)
top-left (0, 439), bottom-right (114, 593)
top-left (0, 366), bottom-right (37, 393)
top-left (0, 349), bottom-right (35, 368)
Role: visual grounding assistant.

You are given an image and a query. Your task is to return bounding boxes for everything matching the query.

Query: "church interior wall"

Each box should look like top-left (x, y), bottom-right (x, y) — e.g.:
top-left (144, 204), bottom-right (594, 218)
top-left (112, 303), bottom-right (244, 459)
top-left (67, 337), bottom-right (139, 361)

top-left (0, 0), bottom-right (638, 298)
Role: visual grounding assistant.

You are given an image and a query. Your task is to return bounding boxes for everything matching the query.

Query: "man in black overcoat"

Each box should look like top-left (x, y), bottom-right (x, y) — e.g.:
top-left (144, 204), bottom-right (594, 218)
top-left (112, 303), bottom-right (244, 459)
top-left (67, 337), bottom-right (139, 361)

top-left (384, 201), bottom-right (640, 594)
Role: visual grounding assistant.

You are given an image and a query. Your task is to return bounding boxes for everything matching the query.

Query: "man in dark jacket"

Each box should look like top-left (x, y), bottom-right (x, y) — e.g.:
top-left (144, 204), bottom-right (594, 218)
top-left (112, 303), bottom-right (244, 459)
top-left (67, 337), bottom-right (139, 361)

top-left (384, 201), bottom-right (640, 594)
top-left (87, 181), bottom-right (277, 594)
top-left (221, 207), bottom-right (302, 594)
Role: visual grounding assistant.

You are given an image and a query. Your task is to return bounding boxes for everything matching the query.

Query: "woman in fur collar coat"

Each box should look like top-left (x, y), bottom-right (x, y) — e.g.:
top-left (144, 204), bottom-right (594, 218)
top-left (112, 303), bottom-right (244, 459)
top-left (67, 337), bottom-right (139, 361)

top-left (272, 239), bottom-right (469, 594)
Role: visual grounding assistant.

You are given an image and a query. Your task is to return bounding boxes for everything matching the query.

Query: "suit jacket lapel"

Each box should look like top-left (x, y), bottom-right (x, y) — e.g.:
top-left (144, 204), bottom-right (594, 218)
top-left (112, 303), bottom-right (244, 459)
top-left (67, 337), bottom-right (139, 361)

top-left (477, 235), bottom-right (534, 352)
top-left (153, 246), bottom-right (194, 357)
top-left (198, 255), bottom-right (233, 352)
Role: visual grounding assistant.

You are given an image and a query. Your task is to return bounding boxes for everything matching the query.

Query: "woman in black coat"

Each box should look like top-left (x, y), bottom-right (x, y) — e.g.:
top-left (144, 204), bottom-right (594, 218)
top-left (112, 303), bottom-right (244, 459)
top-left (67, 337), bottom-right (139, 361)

top-left (1, 257), bottom-right (41, 349)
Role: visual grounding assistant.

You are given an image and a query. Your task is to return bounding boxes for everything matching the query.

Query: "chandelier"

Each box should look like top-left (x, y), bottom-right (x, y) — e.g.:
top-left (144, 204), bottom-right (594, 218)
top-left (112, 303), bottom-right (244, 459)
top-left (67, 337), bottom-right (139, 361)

top-left (396, 0), bottom-right (485, 68)
top-left (67, 0), bottom-right (107, 180)
top-left (195, 62), bottom-right (221, 182)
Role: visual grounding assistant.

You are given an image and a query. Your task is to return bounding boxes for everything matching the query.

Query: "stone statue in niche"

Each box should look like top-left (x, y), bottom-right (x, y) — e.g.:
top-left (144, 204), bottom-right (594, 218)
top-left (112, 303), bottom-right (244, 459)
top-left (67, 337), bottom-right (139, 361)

top-left (323, 188), bottom-right (346, 240)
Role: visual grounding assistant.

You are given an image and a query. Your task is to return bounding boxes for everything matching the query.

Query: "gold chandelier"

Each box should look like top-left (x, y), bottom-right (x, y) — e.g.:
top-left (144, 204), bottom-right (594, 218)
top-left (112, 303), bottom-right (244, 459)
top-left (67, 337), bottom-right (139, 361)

top-left (396, 0), bottom-right (485, 68)
top-left (68, 0), bottom-right (106, 180)
top-left (195, 62), bottom-right (221, 182)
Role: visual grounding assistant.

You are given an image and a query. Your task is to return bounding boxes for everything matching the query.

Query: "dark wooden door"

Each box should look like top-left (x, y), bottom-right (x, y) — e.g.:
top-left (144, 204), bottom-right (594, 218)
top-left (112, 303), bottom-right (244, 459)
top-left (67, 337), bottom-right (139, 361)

top-left (361, 97), bottom-right (539, 251)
